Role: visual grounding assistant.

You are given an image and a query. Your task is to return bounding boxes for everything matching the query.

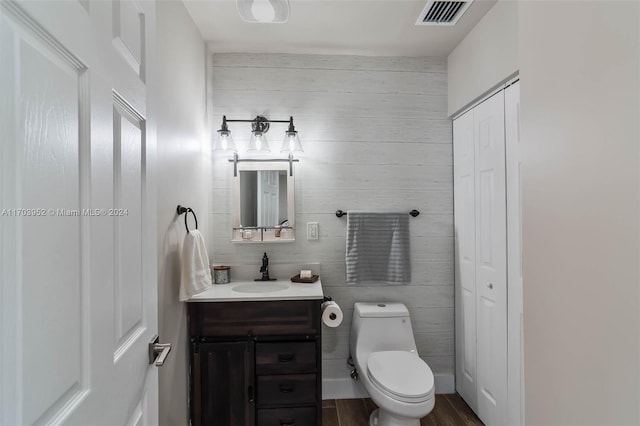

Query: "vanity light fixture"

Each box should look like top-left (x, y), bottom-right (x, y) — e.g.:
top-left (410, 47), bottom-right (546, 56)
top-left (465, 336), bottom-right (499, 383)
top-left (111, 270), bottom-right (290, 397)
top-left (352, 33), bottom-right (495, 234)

top-left (215, 114), bottom-right (304, 156)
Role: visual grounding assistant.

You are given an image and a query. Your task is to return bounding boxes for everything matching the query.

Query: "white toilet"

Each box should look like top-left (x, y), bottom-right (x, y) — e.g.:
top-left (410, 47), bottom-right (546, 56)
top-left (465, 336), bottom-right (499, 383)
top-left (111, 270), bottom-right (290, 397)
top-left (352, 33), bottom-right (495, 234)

top-left (350, 302), bottom-right (435, 426)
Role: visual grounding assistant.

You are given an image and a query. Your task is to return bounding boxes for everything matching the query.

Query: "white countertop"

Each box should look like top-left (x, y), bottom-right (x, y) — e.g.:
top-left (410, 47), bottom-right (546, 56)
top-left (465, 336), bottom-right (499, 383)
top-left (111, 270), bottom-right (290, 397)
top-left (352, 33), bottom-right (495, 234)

top-left (187, 279), bottom-right (324, 302)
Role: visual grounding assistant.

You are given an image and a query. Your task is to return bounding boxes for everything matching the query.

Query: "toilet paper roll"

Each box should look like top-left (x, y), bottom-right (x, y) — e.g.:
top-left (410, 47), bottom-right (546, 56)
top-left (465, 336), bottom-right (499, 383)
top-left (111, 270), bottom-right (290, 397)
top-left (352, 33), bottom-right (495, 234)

top-left (322, 301), bottom-right (343, 328)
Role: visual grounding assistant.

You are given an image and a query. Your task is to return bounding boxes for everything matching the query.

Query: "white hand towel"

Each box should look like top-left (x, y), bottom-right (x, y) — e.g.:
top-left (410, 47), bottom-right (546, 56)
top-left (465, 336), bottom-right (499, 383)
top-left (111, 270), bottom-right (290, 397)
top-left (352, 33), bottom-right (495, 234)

top-left (179, 229), bottom-right (212, 301)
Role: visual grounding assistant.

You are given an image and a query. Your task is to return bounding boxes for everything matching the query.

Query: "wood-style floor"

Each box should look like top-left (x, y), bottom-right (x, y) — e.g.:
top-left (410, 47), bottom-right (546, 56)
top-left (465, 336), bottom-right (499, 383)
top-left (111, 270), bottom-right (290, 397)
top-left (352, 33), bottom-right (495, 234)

top-left (322, 394), bottom-right (484, 426)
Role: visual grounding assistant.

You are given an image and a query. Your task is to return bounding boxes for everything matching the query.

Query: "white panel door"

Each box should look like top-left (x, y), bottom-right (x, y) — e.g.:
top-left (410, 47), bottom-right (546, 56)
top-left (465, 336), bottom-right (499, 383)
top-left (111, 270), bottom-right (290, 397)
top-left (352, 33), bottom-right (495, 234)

top-left (474, 91), bottom-right (507, 426)
top-left (0, 1), bottom-right (159, 425)
top-left (505, 81), bottom-right (523, 426)
top-left (453, 109), bottom-right (478, 411)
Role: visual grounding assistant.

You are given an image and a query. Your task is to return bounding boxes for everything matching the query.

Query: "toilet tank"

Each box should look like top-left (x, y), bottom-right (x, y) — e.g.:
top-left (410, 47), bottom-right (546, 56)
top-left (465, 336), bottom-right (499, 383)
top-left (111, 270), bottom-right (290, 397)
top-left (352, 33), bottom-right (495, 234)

top-left (350, 302), bottom-right (418, 361)
top-left (355, 302), bottom-right (409, 318)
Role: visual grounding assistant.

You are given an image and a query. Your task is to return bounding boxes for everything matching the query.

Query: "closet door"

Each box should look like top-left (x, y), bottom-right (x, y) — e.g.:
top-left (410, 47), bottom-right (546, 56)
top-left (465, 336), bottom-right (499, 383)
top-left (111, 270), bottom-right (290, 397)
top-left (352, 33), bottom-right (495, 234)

top-left (505, 81), bottom-right (523, 426)
top-left (474, 92), bottom-right (507, 426)
top-left (453, 109), bottom-right (478, 410)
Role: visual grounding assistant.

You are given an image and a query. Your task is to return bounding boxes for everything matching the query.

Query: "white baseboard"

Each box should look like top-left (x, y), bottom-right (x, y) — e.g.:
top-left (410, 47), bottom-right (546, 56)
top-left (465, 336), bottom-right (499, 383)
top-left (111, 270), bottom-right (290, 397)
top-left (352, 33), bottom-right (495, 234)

top-left (434, 373), bottom-right (455, 394)
top-left (322, 373), bottom-right (455, 400)
top-left (322, 377), bottom-right (368, 400)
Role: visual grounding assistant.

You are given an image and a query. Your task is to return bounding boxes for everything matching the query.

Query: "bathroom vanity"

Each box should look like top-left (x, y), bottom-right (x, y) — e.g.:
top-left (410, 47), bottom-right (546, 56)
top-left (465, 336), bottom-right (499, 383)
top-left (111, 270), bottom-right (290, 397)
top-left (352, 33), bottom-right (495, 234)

top-left (187, 279), bottom-right (323, 426)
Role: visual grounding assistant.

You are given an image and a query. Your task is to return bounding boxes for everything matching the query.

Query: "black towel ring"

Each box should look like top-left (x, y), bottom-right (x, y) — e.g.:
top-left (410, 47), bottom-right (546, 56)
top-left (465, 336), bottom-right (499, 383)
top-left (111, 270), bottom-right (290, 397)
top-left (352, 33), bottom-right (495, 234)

top-left (176, 205), bottom-right (198, 233)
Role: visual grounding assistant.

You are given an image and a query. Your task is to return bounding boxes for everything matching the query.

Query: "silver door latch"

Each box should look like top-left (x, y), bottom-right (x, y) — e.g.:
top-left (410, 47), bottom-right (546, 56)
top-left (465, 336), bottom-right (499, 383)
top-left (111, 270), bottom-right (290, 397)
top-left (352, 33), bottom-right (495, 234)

top-left (148, 335), bottom-right (172, 367)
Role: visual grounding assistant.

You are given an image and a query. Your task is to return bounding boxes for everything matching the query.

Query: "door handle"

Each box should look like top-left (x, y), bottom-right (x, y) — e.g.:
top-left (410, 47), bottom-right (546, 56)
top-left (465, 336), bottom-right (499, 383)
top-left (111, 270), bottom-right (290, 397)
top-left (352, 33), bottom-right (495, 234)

top-left (148, 335), bottom-right (172, 367)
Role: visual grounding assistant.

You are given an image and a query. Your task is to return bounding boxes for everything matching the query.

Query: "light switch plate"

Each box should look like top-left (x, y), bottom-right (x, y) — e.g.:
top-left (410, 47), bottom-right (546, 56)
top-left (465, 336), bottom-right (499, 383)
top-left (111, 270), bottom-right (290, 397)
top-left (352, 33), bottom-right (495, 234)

top-left (307, 222), bottom-right (319, 240)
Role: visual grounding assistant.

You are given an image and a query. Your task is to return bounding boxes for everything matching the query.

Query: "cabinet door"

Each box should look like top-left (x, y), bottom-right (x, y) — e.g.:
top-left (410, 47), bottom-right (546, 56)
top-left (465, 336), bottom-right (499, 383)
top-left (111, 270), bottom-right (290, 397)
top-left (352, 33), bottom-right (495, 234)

top-left (453, 108), bottom-right (478, 410)
top-left (474, 91), bottom-right (507, 426)
top-left (196, 342), bottom-right (255, 426)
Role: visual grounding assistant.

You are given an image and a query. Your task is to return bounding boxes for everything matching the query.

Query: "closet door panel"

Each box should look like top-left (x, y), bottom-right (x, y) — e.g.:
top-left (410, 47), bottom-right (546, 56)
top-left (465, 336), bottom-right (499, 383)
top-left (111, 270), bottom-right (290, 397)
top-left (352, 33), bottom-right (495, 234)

top-left (474, 91), bottom-right (507, 426)
top-left (453, 109), bottom-right (477, 410)
top-left (505, 81), bottom-right (523, 426)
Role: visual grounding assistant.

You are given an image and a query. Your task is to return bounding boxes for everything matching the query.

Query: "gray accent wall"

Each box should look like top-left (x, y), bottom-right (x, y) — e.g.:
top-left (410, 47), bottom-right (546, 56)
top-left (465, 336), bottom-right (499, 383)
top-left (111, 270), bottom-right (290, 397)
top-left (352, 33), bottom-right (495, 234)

top-left (209, 53), bottom-right (454, 387)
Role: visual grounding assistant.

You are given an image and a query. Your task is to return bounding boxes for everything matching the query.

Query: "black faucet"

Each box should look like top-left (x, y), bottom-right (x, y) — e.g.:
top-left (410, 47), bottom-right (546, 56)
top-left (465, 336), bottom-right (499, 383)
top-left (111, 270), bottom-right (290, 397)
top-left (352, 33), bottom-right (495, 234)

top-left (255, 252), bottom-right (276, 281)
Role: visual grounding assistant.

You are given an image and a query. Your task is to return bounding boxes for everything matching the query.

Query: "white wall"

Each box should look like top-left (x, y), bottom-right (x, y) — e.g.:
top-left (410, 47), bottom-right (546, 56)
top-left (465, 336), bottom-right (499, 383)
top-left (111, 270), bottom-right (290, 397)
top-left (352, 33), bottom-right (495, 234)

top-left (447, 0), bottom-right (518, 116)
top-left (520, 2), bottom-right (640, 424)
top-left (209, 53), bottom-right (454, 394)
top-left (156, 2), bottom-right (209, 425)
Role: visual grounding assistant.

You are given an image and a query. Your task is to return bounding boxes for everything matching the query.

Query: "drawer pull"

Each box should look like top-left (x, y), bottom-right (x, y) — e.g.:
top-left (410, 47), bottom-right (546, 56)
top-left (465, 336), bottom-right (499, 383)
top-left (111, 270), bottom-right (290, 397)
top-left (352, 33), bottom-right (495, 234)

top-left (279, 419), bottom-right (295, 426)
top-left (279, 384), bottom-right (295, 393)
top-left (278, 353), bottom-right (295, 363)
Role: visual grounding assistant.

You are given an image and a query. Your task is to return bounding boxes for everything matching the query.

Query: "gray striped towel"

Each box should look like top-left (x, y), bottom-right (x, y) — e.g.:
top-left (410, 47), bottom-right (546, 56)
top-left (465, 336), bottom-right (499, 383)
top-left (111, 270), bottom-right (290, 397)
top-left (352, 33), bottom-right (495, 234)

top-left (345, 212), bottom-right (410, 285)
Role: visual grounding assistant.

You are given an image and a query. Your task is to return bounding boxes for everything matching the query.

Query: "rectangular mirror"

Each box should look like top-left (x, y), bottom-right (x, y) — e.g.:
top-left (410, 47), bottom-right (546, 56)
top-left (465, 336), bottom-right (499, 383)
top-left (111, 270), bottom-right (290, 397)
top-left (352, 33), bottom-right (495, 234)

top-left (232, 162), bottom-right (295, 242)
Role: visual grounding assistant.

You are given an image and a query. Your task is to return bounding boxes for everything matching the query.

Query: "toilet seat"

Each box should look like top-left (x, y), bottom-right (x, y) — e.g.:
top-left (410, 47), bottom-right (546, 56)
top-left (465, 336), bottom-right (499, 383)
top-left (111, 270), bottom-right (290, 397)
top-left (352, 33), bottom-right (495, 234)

top-left (367, 351), bottom-right (435, 404)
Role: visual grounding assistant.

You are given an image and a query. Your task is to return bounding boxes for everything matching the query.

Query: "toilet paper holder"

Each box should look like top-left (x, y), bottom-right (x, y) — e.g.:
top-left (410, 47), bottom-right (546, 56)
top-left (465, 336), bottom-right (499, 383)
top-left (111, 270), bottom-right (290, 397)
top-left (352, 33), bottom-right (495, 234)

top-left (323, 296), bottom-right (337, 320)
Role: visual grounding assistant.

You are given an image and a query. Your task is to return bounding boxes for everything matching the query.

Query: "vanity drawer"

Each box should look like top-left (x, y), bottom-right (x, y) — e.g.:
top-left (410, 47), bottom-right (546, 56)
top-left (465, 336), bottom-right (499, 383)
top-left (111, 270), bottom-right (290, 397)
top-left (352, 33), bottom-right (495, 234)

top-left (257, 374), bottom-right (317, 406)
top-left (189, 300), bottom-right (320, 337)
top-left (257, 407), bottom-right (316, 426)
top-left (256, 342), bottom-right (316, 375)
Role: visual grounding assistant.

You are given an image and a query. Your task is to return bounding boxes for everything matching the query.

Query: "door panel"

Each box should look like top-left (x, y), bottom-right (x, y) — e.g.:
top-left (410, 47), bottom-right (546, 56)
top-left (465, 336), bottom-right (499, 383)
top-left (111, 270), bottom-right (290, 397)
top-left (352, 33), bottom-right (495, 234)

top-left (0, 1), bottom-right (158, 424)
top-left (474, 91), bottom-right (507, 426)
top-left (505, 81), bottom-right (523, 426)
top-left (1, 4), bottom-right (91, 424)
top-left (453, 109), bottom-right (477, 409)
top-left (199, 342), bottom-right (254, 426)
top-left (478, 171), bottom-right (495, 265)
top-left (462, 288), bottom-right (475, 380)
top-left (113, 95), bottom-right (146, 360)
top-left (112, 0), bottom-right (144, 77)
top-left (478, 296), bottom-right (497, 403)
top-left (126, 392), bottom-right (148, 426)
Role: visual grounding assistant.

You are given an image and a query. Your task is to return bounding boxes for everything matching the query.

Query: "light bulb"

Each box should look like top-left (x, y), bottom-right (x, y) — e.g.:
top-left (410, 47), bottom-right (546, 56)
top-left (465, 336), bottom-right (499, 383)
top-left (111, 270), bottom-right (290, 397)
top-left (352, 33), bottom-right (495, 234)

top-left (214, 130), bottom-right (236, 152)
top-left (248, 131), bottom-right (270, 152)
top-left (281, 131), bottom-right (303, 153)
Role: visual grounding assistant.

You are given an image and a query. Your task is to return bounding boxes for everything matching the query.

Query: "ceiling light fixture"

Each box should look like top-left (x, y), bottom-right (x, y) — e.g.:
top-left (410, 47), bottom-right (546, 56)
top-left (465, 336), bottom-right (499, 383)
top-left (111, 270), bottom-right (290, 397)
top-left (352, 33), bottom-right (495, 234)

top-left (236, 0), bottom-right (290, 23)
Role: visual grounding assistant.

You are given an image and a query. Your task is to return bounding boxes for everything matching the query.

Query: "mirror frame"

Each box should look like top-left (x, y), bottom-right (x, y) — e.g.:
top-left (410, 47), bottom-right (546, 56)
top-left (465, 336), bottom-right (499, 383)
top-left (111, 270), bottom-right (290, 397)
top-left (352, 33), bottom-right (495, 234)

top-left (231, 162), bottom-right (295, 243)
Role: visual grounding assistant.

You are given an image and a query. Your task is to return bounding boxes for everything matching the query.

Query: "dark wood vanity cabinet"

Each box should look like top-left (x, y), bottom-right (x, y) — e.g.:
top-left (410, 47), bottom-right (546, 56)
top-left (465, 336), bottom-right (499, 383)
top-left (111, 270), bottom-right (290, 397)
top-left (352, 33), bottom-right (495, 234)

top-left (189, 300), bottom-right (322, 426)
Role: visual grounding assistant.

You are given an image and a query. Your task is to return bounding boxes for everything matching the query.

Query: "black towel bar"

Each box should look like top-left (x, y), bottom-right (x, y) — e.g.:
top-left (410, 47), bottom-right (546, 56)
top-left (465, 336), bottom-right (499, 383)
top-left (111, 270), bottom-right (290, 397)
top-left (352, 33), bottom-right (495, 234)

top-left (335, 209), bottom-right (420, 218)
top-left (177, 205), bottom-right (198, 232)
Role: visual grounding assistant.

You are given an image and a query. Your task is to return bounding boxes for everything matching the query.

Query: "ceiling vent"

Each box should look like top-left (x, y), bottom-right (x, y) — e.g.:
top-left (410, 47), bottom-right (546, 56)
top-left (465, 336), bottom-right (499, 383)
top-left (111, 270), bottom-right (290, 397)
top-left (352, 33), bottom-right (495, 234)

top-left (415, 0), bottom-right (473, 26)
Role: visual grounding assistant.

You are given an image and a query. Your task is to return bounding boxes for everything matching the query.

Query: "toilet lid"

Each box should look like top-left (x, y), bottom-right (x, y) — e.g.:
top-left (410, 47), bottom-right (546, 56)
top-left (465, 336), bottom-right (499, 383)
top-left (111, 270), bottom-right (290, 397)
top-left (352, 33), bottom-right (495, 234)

top-left (367, 351), bottom-right (434, 401)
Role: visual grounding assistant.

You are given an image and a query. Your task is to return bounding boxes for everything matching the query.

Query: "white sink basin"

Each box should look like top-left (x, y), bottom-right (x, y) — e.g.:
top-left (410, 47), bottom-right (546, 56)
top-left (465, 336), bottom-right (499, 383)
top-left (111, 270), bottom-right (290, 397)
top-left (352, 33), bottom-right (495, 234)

top-left (232, 282), bottom-right (290, 294)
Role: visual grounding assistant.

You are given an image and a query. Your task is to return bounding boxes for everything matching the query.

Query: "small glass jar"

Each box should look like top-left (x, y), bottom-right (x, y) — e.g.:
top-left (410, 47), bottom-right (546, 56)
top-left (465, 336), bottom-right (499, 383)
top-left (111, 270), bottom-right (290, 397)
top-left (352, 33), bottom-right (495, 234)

top-left (213, 265), bottom-right (231, 284)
